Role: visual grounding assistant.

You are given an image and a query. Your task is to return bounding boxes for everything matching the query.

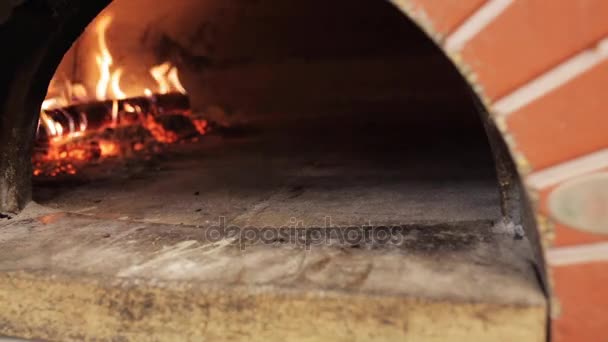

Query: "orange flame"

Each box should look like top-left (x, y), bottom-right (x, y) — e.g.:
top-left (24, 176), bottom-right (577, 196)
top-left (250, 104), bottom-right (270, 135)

top-left (111, 100), bottom-right (119, 127)
top-left (95, 15), bottom-right (113, 100)
top-left (168, 67), bottom-right (187, 94)
top-left (150, 62), bottom-right (172, 94)
top-left (36, 12), bottom-right (201, 178)
top-left (41, 98), bottom-right (63, 110)
top-left (111, 68), bottom-right (127, 99)
top-left (79, 112), bottom-right (88, 133)
top-left (124, 103), bottom-right (137, 113)
top-left (149, 62), bottom-right (187, 94)
top-left (70, 83), bottom-right (89, 100)
top-left (40, 112), bottom-right (58, 136)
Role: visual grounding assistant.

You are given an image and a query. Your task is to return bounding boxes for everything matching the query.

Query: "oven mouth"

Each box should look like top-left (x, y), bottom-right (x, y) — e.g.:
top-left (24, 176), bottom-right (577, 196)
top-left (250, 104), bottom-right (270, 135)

top-left (28, 0), bottom-right (516, 230)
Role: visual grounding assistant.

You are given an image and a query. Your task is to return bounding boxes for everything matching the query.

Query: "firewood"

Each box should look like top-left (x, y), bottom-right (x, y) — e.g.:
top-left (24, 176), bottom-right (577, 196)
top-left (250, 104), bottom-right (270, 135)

top-left (33, 93), bottom-right (206, 177)
top-left (37, 92), bottom-right (191, 143)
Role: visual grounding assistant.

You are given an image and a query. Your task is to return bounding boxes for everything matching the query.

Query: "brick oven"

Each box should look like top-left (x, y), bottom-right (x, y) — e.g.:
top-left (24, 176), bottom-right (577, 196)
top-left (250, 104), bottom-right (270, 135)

top-left (0, 1), bottom-right (606, 341)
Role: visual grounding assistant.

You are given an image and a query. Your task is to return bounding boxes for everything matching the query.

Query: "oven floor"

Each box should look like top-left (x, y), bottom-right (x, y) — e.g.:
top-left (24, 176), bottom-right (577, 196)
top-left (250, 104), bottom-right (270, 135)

top-left (0, 116), bottom-right (546, 340)
top-left (32, 116), bottom-right (502, 228)
top-left (0, 205), bottom-right (545, 341)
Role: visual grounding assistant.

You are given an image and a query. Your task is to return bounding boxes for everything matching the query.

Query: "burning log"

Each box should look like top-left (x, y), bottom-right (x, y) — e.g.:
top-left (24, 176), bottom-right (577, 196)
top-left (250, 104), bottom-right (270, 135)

top-left (153, 93), bottom-right (191, 115)
top-left (38, 93), bottom-right (191, 141)
top-left (34, 15), bottom-right (204, 177)
top-left (34, 92), bottom-right (208, 177)
top-left (39, 93), bottom-right (198, 142)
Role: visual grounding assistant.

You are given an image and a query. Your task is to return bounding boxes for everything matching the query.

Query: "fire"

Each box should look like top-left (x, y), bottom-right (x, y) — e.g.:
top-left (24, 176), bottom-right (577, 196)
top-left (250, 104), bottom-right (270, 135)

top-left (149, 62), bottom-right (187, 94)
top-left (150, 62), bottom-right (171, 94)
top-left (99, 140), bottom-right (120, 156)
top-left (111, 69), bottom-right (127, 99)
top-left (35, 12), bottom-right (206, 178)
top-left (88, 13), bottom-right (188, 101)
top-left (167, 66), bottom-right (187, 94)
top-left (95, 15), bottom-right (113, 100)
top-left (111, 100), bottom-right (119, 127)
top-left (42, 98), bottom-right (63, 110)
top-left (39, 112), bottom-right (58, 136)
top-left (143, 115), bottom-right (179, 143)
top-left (193, 119), bottom-right (209, 135)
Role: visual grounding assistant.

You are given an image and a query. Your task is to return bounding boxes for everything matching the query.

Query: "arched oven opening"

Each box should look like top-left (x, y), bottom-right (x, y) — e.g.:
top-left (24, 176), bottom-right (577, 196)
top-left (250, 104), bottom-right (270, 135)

top-left (0, 0), bottom-right (547, 340)
top-left (32, 1), bottom-right (518, 229)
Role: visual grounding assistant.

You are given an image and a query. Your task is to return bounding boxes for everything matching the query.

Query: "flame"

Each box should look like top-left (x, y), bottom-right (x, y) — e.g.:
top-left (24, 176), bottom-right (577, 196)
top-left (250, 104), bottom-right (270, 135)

top-left (150, 62), bottom-right (172, 94)
top-left (42, 98), bottom-right (62, 110)
top-left (111, 100), bottom-right (119, 127)
top-left (168, 67), bottom-right (187, 94)
top-left (79, 112), bottom-right (88, 133)
top-left (149, 63), bottom-right (187, 94)
top-left (71, 83), bottom-right (89, 100)
top-left (124, 103), bottom-right (137, 113)
top-left (111, 68), bottom-right (127, 99)
top-left (54, 122), bottom-right (64, 136)
top-left (40, 112), bottom-right (58, 136)
top-left (95, 15), bottom-right (113, 100)
top-left (35, 12), bottom-right (201, 178)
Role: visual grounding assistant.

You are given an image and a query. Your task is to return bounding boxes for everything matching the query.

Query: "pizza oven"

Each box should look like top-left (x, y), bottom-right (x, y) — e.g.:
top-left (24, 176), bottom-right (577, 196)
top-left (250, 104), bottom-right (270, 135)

top-left (0, 1), bottom-right (547, 341)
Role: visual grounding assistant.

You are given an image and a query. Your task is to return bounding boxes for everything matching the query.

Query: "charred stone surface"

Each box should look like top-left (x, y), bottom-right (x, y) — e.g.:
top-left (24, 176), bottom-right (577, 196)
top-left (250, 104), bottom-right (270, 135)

top-left (0, 207), bottom-right (547, 341)
top-left (0, 0), bottom-right (108, 213)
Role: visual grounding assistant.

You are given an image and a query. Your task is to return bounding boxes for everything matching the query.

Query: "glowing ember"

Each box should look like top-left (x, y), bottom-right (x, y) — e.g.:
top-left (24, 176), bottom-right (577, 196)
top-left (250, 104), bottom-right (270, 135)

top-left (35, 13), bottom-right (208, 178)
top-left (133, 142), bottom-right (145, 151)
top-left (99, 140), bottom-right (120, 156)
top-left (111, 100), bottom-right (119, 127)
top-left (193, 119), bottom-right (209, 135)
top-left (143, 115), bottom-right (179, 144)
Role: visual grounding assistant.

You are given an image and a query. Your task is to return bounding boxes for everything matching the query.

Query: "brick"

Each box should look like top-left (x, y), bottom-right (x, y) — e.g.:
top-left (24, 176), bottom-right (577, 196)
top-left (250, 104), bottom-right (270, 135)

top-left (506, 60), bottom-right (608, 170)
top-left (408, 0), bottom-right (487, 34)
top-left (462, 0), bottom-right (608, 100)
top-left (553, 262), bottom-right (608, 342)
